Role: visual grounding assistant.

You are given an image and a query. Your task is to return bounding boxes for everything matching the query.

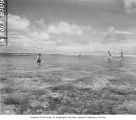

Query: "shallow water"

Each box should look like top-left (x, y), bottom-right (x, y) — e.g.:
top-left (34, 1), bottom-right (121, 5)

top-left (1, 54), bottom-right (136, 114)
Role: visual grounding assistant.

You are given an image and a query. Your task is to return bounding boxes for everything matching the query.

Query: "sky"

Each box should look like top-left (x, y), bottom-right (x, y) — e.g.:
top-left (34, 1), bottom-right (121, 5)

top-left (1, 0), bottom-right (136, 55)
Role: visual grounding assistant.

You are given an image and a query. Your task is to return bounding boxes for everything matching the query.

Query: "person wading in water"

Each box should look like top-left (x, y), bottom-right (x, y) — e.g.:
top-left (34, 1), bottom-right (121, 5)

top-left (108, 51), bottom-right (112, 63)
top-left (120, 51), bottom-right (124, 62)
top-left (37, 54), bottom-right (41, 65)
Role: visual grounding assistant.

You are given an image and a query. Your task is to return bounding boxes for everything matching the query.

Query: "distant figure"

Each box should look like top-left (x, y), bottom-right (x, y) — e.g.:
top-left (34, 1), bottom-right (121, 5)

top-left (37, 54), bottom-right (41, 65)
top-left (108, 51), bottom-right (112, 63)
top-left (78, 52), bottom-right (81, 58)
top-left (120, 51), bottom-right (124, 62)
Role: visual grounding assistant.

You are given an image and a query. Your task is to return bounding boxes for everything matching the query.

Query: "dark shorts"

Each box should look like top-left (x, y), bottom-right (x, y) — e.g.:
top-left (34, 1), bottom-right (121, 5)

top-left (37, 59), bottom-right (41, 63)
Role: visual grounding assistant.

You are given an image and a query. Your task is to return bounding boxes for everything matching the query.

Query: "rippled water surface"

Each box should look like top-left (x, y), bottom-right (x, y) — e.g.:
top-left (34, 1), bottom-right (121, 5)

top-left (1, 54), bottom-right (136, 114)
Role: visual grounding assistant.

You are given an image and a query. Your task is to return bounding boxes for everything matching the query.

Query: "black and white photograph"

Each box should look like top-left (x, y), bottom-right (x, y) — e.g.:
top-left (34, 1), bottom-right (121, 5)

top-left (1, 0), bottom-right (136, 118)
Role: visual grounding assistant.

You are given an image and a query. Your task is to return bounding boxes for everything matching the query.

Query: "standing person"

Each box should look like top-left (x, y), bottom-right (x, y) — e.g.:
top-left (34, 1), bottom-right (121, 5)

top-left (108, 51), bottom-right (112, 63)
top-left (120, 51), bottom-right (124, 62)
top-left (37, 54), bottom-right (41, 65)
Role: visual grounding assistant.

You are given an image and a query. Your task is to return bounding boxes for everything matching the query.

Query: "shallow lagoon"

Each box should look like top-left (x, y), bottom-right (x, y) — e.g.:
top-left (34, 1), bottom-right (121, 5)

top-left (1, 54), bottom-right (136, 114)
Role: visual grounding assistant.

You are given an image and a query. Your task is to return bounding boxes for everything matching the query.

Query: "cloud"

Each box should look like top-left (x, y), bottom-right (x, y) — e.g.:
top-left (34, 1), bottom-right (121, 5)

top-left (35, 19), bottom-right (46, 28)
top-left (23, 43), bottom-right (31, 47)
top-left (47, 21), bottom-right (82, 35)
top-left (29, 31), bottom-right (50, 40)
top-left (115, 30), bottom-right (136, 35)
top-left (47, 25), bottom-right (62, 34)
top-left (103, 26), bottom-right (136, 44)
top-left (103, 26), bottom-right (116, 43)
top-left (124, 0), bottom-right (136, 13)
top-left (6, 14), bottom-right (136, 54)
top-left (8, 14), bottom-right (30, 30)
